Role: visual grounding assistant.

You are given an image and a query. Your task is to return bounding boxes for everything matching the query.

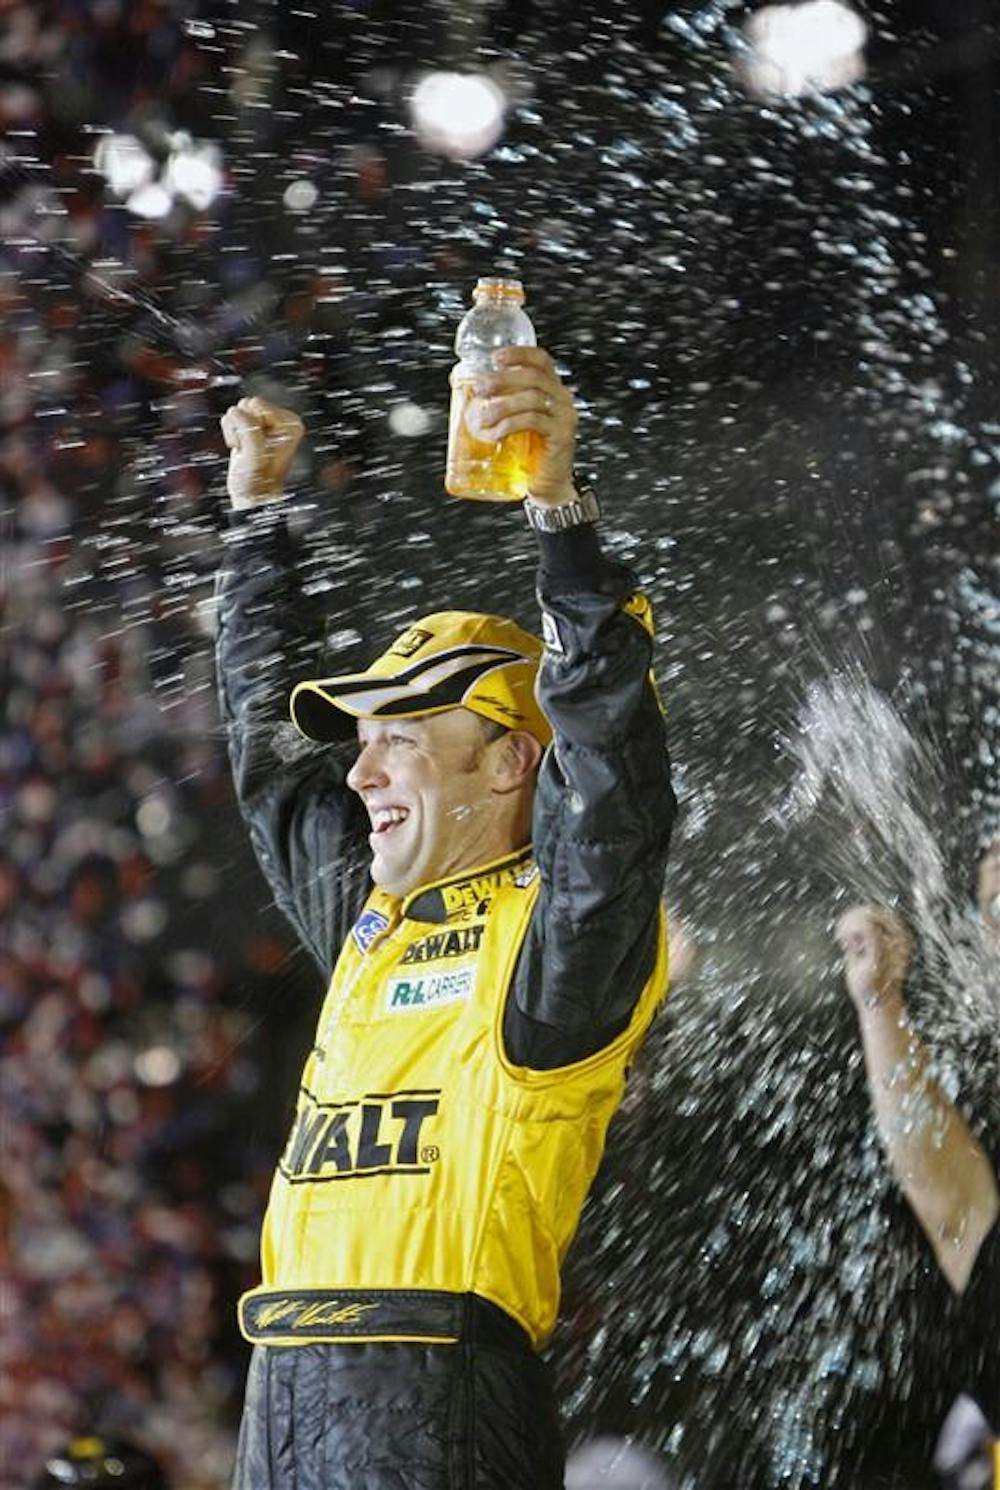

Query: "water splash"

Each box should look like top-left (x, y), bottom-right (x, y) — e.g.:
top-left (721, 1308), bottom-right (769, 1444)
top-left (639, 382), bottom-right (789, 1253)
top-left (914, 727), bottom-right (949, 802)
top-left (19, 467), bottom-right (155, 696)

top-left (560, 670), bottom-right (996, 1489)
top-left (777, 671), bottom-right (999, 1041)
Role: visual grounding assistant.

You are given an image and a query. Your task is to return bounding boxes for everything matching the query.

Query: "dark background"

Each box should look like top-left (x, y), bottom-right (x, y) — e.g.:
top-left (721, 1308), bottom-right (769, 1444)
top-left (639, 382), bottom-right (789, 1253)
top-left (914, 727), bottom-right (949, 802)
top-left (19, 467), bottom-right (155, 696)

top-left (2, 1), bottom-right (998, 1485)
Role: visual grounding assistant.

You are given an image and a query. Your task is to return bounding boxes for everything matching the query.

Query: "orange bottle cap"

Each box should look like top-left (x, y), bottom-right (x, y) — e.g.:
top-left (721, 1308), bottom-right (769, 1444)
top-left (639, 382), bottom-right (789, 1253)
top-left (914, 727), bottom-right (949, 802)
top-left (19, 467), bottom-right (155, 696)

top-left (474, 277), bottom-right (524, 300)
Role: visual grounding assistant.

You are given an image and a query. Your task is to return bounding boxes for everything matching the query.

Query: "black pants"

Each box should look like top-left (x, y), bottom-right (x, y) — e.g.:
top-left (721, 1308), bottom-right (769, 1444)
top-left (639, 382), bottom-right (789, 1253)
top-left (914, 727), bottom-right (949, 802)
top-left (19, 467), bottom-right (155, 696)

top-left (232, 1315), bottom-right (565, 1489)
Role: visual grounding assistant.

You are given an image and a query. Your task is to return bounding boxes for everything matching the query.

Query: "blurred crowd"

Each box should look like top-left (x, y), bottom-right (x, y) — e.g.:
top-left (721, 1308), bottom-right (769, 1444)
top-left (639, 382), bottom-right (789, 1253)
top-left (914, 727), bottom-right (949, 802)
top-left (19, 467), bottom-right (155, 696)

top-left (1, 509), bottom-right (275, 1487)
top-left (2, 361), bottom-right (274, 1486)
top-left (2, 5), bottom-right (304, 1487)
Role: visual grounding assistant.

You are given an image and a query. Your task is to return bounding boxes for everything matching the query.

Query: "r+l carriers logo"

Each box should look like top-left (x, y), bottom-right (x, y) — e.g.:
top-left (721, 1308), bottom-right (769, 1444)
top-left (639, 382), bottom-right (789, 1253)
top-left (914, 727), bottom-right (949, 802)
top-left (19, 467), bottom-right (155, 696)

top-left (279, 1088), bottom-right (441, 1182)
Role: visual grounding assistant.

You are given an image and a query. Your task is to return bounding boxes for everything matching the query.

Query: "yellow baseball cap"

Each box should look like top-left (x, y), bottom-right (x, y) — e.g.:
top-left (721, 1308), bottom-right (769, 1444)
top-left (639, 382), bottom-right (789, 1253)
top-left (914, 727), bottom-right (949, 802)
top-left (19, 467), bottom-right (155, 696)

top-left (290, 610), bottom-right (553, 747)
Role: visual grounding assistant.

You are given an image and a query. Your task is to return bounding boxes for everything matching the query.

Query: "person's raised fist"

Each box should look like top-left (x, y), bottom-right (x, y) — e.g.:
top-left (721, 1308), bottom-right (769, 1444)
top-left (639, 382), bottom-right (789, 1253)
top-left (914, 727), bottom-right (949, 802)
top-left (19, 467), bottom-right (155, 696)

top-left (976, 840), bottom-right (1000, 937)
top-left (835, 904), bottom-right (913, 1012)
top-left (220, 397), bottom-right (305, 509)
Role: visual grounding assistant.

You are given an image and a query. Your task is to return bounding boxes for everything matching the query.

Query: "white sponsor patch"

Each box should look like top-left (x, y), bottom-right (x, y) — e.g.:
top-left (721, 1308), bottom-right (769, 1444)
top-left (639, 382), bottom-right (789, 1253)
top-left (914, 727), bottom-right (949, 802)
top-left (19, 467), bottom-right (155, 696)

top-left (385, 965), bottom-right (475, 1013)
top-left (540, 610), bottom-right (564, 655)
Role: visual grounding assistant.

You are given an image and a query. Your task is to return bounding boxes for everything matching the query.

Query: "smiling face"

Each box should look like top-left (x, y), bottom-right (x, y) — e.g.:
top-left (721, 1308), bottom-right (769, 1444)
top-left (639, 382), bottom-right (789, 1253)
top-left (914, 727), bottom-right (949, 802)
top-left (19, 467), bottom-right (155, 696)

top-left (346, 709), bottom-right (531, 899)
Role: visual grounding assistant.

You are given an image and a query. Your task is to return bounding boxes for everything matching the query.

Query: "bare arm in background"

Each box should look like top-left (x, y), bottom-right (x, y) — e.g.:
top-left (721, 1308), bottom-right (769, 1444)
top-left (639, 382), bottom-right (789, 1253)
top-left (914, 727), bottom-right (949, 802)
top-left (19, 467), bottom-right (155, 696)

top-left (835, 903), bottom-right (999, 1296)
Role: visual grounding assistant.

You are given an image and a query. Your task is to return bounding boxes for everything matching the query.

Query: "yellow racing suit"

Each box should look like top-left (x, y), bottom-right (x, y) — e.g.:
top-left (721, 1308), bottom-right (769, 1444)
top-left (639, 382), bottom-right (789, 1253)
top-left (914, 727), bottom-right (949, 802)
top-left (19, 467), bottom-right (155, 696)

top-left (215, 512), bottom-right (677, 1489)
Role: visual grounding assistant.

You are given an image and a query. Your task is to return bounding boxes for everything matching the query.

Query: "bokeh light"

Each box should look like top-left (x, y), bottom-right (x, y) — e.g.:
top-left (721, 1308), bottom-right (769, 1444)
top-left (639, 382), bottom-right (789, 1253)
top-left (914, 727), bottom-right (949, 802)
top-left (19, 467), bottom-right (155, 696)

top-left (283, 179), bottom-right (319, 213)
top-left (388, 401), bottom-right (433, 438)
top-left (739, 1), bottom-right (868, 98)
top-left (123, 182), bottom-right (173, 220)
top-left (163, 137), bottom-right (224, 212)
top-left (93, 134), bottom-right (155, 197)
top-left (134, 1046), bottom-right (182, 1087)
top-left (409, 70), bottom-right (507, 159)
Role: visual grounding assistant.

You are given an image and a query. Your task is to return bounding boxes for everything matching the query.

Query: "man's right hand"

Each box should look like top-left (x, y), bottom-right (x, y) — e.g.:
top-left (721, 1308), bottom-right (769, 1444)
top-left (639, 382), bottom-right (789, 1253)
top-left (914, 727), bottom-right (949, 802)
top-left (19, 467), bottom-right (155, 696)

top-left (835, 904), bottom-right (913, 1012)
top-left (221, 397), bottom-right (305, 509)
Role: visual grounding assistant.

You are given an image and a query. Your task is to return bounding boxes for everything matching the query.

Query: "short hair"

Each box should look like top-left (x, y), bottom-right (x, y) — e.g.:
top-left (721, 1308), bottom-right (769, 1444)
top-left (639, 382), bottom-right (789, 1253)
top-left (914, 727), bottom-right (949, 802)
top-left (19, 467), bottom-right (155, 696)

top-left (474, 715), bottom-right (510, 746)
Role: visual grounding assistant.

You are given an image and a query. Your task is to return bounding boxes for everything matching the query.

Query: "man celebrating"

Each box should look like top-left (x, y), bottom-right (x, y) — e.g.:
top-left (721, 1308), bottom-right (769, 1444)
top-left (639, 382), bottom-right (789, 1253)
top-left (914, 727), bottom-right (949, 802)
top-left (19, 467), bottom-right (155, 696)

top-left (216, 345), bottom-right (676, 1489)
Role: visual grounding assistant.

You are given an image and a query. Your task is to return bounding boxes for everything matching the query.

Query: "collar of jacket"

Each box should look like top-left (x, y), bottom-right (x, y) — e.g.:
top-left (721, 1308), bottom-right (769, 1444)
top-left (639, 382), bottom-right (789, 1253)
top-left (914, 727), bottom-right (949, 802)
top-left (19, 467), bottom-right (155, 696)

top-left (399, 845), bottom-right (536, 925)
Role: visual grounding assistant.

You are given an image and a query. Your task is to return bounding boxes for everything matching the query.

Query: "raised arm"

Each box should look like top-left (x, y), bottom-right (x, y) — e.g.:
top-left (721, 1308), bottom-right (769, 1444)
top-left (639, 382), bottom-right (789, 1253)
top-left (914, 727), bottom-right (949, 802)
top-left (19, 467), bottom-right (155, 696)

top-left (517, 526), bottom-right (674, 1064)
top-left (215, 398), bottom-right (371, 976)
top-left (468, 348), bottom-right (676, 1068)
top-left (835, 904), bottom-right (1000, 1295)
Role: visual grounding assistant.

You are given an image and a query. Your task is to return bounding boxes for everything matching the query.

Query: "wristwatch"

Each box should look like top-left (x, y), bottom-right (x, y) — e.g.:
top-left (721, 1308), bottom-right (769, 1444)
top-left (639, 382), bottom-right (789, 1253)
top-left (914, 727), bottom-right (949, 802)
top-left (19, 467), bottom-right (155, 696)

top-left (523, 485), bottom-right (601, 531)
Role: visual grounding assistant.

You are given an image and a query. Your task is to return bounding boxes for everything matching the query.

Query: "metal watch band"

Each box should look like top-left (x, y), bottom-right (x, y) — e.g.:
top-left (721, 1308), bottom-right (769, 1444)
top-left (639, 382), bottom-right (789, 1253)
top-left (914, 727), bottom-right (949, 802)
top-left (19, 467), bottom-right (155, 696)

top-left (523, 486), bottom-right (601, 531)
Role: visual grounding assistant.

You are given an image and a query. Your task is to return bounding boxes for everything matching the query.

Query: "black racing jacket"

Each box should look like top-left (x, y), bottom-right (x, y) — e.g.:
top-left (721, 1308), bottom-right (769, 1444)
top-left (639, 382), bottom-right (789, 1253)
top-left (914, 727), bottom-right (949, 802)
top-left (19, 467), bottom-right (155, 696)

top-left (215, 509), bottom-right (676, 1070)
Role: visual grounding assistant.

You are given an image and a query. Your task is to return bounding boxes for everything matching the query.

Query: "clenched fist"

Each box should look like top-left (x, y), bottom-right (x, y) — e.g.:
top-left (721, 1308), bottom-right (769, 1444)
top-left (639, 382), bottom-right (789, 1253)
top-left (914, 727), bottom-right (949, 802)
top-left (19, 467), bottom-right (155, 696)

top-left (221, 397), bottom-right (305, 509)
top-left (977, 839), bottom-right (1000, 936)
top-left (835, 904), bottom-right (914, 1011)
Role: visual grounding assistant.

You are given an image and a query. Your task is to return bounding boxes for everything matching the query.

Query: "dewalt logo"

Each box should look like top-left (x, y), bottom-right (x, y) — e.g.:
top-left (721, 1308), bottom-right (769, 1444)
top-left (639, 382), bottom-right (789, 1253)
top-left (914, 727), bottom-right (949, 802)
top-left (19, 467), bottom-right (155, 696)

top-left (401, 924), bottom-right (484, 964)
top-left (279, 1088), bottom-right (440, 1183)
top-left (441, 864), bottom-right (523, 915)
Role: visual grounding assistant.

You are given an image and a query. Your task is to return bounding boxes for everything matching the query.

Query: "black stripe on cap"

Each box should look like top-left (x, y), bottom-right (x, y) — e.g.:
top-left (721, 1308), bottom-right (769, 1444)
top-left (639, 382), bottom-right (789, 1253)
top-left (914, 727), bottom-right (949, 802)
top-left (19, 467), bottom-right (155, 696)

top-left (328, 644), bottom-right (527, 699)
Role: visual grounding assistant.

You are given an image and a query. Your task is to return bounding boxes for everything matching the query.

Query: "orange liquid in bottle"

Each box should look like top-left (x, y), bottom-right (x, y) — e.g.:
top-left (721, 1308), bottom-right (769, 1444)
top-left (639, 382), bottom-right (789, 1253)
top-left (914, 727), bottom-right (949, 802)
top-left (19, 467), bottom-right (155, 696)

top-left (445, 377), bottom-right (543, 502)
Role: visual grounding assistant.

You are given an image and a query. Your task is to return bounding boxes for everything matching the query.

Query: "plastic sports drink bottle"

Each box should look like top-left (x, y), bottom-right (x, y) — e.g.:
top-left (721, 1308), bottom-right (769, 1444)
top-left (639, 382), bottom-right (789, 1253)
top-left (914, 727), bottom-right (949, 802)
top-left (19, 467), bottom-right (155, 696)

top-left (445, 277), bottom-right (542, 501)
